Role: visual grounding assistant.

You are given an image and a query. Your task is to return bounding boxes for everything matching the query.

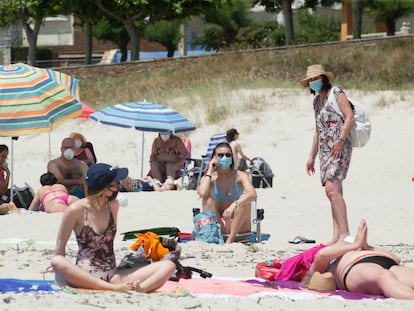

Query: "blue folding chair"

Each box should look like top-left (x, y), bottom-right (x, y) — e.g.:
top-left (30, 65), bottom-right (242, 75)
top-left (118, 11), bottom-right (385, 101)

top-left (181, 132), bottom-right (226, 190)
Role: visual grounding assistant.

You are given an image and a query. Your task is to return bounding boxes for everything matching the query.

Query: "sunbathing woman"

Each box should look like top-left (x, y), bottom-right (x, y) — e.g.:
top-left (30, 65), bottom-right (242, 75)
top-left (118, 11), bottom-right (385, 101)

top-left (28, 172), bottom-right (79, 213)
top-left (197, 142), bottom-right (257, 244)
top-left (51, 163), bottom-right (175, 292)
top-left (120, 175), bottom-right (179, 192)
top-left (308, 219), bottom-right (414, 299)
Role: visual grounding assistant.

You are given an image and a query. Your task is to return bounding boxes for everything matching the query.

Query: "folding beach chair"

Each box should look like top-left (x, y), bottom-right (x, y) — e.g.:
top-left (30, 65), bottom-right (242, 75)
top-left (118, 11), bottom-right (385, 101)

top-left (181, 132), bottom-right (226, 190)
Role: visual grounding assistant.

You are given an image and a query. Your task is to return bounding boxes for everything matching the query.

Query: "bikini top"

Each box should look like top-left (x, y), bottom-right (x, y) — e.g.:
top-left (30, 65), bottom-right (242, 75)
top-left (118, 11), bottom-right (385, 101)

top-left (211, 171), bottom-right (243, 202)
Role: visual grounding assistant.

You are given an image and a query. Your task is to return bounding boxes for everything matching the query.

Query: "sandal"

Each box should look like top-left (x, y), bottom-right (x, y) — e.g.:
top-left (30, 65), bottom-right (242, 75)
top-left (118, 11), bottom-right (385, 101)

top-left (288, 236), bottom-right (316, 244)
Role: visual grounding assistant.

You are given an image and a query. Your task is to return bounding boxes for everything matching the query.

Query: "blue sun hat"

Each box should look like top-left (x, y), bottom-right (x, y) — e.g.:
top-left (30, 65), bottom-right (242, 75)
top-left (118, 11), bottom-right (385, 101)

top-left (86, 163), bottom-right (128, 190)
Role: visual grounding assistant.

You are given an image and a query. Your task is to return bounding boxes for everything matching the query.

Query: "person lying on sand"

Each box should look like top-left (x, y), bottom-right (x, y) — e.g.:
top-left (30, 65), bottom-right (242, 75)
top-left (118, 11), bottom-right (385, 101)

top-left (28, 172), bottom-right (79, 213)
top-left (306, 219), bottom-right (414, 299)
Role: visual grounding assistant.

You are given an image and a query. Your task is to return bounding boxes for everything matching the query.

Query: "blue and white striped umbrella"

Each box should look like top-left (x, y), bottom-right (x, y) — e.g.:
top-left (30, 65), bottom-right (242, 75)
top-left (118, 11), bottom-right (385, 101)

top-left (89, 101), bottom-right (196, 133)
top-left (89, 101), bottom-right (196, 176)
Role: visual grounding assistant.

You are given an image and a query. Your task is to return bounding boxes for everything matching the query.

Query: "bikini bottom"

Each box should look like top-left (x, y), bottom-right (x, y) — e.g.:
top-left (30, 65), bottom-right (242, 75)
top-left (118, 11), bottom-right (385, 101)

top-left (343, 255), bottom-right (398, 291)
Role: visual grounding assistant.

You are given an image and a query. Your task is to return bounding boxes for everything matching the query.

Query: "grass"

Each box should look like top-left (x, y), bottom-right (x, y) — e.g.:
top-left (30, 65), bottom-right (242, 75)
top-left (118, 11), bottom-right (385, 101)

top-left (77, 36), bottom-right (414, 124)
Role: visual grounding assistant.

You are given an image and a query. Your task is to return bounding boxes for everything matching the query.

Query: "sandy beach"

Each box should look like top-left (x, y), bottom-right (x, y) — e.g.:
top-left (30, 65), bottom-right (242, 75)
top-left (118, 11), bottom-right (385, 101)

top-left (1, 88), bottom-right (414, 310)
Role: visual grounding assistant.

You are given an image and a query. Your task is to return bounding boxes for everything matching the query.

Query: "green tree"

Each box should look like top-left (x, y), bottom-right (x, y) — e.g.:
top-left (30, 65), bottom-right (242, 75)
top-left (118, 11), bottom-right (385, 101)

top-left (365, 0), bottom-right (414, 36)
top-left (295, 8), bottom-right (341, 44)
top-left (193, 0), bottom-right (252, 51)
top-left (94, 0), bottom-right (219, 60)
top-left (236, 21), bottom-right (285, 49)
top-left (144, 20), bottom-right (182, 57)
top-left (252, 0), bottom-right (340, 45)
top-left (61, 0), bottom-right (102, 65)
top-left (0, 0), bottom-right (62, 66)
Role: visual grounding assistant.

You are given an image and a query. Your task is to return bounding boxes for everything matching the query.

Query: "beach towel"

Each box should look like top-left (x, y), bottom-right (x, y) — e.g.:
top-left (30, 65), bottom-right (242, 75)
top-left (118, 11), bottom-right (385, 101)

top-left (0, 278), bottom-right (59, 293)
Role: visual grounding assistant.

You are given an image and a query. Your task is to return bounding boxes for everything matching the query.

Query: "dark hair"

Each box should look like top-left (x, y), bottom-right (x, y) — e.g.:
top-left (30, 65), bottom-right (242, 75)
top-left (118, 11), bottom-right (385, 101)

top-left (226, 128), bottom-right (239, 142)
top-left (40, 172), bottom-right (58, 186)
top-left (212, 142), bottom-right (234, 169)
top-left (0, 144), bottom-right (9, 153)
top-left (309, 75), bottom-right (332, 95)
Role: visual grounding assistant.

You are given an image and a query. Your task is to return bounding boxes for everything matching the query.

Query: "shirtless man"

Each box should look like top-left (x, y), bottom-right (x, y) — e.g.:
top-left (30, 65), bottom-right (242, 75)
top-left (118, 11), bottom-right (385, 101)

top-left (47, 137), bottom-right (88, 198)
top-left (28, 172), bottom-right (79, 213)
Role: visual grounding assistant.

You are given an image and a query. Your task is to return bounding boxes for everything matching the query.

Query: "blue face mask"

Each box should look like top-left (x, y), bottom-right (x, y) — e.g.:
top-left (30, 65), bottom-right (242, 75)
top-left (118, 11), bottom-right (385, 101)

top-left (309, 79), bottom-right (323, 93)
top-left (218, 156), bottom-right (232, 169)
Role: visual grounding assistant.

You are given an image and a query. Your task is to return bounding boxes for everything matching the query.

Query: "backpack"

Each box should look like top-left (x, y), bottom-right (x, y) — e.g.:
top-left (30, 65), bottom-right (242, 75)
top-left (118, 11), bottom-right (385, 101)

top-left (192, 210), bottom-right (224, 244)
top-left (327, 87), bottom-right (371, 148)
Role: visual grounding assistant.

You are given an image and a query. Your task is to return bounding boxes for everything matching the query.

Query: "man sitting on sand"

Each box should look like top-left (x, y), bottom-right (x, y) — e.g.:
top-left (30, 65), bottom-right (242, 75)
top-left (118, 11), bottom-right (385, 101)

top-left (28, 172), bottom-right (79, 213)
top-left (47, 137), bottom-right (88, 198)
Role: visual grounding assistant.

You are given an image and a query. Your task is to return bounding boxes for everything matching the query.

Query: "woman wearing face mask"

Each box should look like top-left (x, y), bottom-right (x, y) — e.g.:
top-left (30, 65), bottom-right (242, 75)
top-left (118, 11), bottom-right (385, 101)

top-left (197, 142), bottom-right (257, 244)
top-left (149, 132), bottom-right (189, 182)
top-left (301, 64), bottom-right (355, 245)
top-left (51, 163), bottom-right (175, 292)
top-left (70, 132), bottom-right (96, 166)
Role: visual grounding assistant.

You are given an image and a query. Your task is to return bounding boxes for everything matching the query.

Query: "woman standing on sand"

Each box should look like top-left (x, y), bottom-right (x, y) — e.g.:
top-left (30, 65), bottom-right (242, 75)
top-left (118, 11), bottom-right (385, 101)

top-left (301, 64), bottom-right (354, 245)
top-left (51, 163), bottom-right (175, 292)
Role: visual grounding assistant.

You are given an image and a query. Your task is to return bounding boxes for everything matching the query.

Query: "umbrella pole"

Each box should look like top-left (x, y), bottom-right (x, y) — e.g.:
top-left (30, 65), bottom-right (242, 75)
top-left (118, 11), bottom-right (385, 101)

top-left (141, 132), bottom-right (145, 177)
top-left (9, 137), bottom-right (15, 203)
top-left (48, 128), bottom-right (52, 161)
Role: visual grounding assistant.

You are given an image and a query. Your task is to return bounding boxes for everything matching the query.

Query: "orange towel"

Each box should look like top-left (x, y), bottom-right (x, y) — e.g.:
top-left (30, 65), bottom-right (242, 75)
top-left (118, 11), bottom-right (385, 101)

top-left (129, 232), bottom-right (169, 262)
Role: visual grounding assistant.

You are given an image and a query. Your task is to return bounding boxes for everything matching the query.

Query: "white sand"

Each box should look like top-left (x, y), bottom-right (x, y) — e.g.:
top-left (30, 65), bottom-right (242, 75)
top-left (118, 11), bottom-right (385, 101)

top-left (1, 88), bottom-right (414, 310)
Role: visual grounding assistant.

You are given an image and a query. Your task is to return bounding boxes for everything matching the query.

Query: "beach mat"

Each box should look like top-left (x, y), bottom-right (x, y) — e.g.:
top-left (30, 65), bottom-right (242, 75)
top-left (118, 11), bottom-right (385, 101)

top-left (0, 278), bottom-right (59, 293)
top-left (157, 277), bottom-right (386, 300)
top-left (121, 227), bottom-right (180, 241)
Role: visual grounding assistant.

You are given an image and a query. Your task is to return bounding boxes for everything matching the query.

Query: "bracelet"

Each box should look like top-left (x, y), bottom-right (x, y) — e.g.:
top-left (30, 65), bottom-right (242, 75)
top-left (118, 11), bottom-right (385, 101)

top-left (338, 138), bottom-right (345, 143)
top-left (233, 201), bottom-right (240, 209)
top-left (205, 174), bottom-right (212, 178)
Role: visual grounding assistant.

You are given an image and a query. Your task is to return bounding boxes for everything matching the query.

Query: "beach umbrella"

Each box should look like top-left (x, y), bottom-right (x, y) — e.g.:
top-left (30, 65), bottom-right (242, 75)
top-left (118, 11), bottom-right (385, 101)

top-left (76, 102), bottom-right (95, 119)
top-left (89, 101), bottom-right (196, 176)
top-left (0, 63), bottom-right (82, 199)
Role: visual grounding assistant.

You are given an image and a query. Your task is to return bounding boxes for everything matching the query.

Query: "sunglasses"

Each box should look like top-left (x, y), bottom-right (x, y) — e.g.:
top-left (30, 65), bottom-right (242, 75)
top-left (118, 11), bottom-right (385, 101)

top-left (217, 153), bottom-right (232, 158)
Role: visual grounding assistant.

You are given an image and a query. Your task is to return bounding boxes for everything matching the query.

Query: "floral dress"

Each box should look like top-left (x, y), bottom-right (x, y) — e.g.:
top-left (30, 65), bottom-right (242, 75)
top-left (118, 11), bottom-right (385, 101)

top-left (313, 86), bottom-right (352, 186)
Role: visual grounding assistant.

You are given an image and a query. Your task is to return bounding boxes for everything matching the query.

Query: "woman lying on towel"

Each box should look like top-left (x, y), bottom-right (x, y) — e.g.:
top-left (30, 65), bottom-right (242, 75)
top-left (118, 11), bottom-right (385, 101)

top-left (307, 219), bottom-right (414, 299)
top-left (51, 163), bottom-right (175, 292)
top-left (28, 172), bottom-right (79, 213)
top-left (120, 175), bottom-right (180, 192)
top-left (197, 142), bottom-right (257, 244)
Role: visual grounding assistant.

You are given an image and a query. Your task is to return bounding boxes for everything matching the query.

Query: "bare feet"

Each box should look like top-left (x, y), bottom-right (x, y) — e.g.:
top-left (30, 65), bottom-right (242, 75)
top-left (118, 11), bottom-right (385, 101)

top-left (353, 219), bottom-right (367, 249)
top-left (8, 203), bottom-right (20, 214)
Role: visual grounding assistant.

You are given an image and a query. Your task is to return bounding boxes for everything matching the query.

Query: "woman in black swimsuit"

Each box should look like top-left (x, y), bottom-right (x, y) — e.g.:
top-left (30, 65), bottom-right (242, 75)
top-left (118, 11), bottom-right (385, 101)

top-left (308, 219), bottom-right (414, 299)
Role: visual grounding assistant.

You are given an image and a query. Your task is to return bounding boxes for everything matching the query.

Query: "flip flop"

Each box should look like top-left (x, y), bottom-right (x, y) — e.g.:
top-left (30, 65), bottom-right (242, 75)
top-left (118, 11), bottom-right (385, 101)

top-left (288, 236), bottom-right (316, 244)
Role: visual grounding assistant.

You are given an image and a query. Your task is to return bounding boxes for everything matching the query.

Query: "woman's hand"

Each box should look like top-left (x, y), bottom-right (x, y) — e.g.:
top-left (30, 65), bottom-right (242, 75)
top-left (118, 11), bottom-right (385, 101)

top-left (306, 158), bottom-right (315, 176)
top-left (222, 204), bottom-right (236, 220)
top-left (330, 140), bottom-right (343, 159)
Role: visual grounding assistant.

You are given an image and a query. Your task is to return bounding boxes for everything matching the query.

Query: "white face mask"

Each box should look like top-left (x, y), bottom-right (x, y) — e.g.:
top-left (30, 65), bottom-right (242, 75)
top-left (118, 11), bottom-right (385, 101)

top-left (74, 140), bottom-right (82, 148)
top-left (63, 148), bottom-right (74, 160)
top-left (160, 134), bottom-right (170, 141)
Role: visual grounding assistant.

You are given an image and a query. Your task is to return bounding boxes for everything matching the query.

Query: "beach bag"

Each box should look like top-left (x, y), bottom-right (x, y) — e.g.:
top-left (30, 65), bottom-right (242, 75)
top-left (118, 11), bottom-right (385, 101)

top-left (6, 183), bottom-right (34, 209)
top-left (328, 86), bottom-right (371, 148)
top-left (192, 210), bottom-right (224, 244)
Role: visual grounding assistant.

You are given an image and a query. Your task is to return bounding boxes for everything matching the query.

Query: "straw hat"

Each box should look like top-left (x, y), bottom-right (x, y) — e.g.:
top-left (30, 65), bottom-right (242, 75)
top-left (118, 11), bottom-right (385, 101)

top-left (308, 272), bottom-right (336, 292)
top-left (300, 64), bottom-right (334, 87)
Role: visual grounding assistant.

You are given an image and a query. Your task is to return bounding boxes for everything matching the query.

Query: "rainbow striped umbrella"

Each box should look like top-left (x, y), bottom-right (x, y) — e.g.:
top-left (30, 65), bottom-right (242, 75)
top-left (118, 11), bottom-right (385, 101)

top-left (0, 63), bottom-right (82, 136)
top-left (0, 63), bottom-right (82, 199)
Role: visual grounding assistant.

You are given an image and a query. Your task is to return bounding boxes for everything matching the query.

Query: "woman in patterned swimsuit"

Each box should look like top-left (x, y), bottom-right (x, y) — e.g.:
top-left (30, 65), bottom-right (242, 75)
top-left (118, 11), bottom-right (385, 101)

top-left (302, 65), bottom-right (355, 245)
top-left (51, 163), bottom-right (175, 292)
top-left (308, 219), bottom-right (414, 299)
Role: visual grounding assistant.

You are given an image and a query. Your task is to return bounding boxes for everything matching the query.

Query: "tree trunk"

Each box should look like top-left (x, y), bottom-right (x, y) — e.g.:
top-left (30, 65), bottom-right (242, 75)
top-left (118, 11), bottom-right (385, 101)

top-left (124, 21), bottom-right (141, 60)
top-left (22, 20), bottom-right (42, 66)
top-left (353, 0), bottom-right (363, 39)
top-left (84, 20), bottom-right (93, 65)
top-left (385, 18), bottom-right (395, 36)
top-left (283, 0), bottom-right (294, 45)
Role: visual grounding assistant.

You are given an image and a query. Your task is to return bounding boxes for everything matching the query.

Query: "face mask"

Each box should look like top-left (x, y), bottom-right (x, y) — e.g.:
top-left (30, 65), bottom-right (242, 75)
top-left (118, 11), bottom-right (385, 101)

top-left (63, 148), bottom-right (74, 160)
top-left (74, 140), bottom-right (82, 148)
top-left (309, 79), bottom-right (323, 93)
top-left (218, 155), bottom-right (232, 169)
top-left (107, 190), bottom-right (119, 201)
top-left (160, 134), bottom-right (170, 141)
